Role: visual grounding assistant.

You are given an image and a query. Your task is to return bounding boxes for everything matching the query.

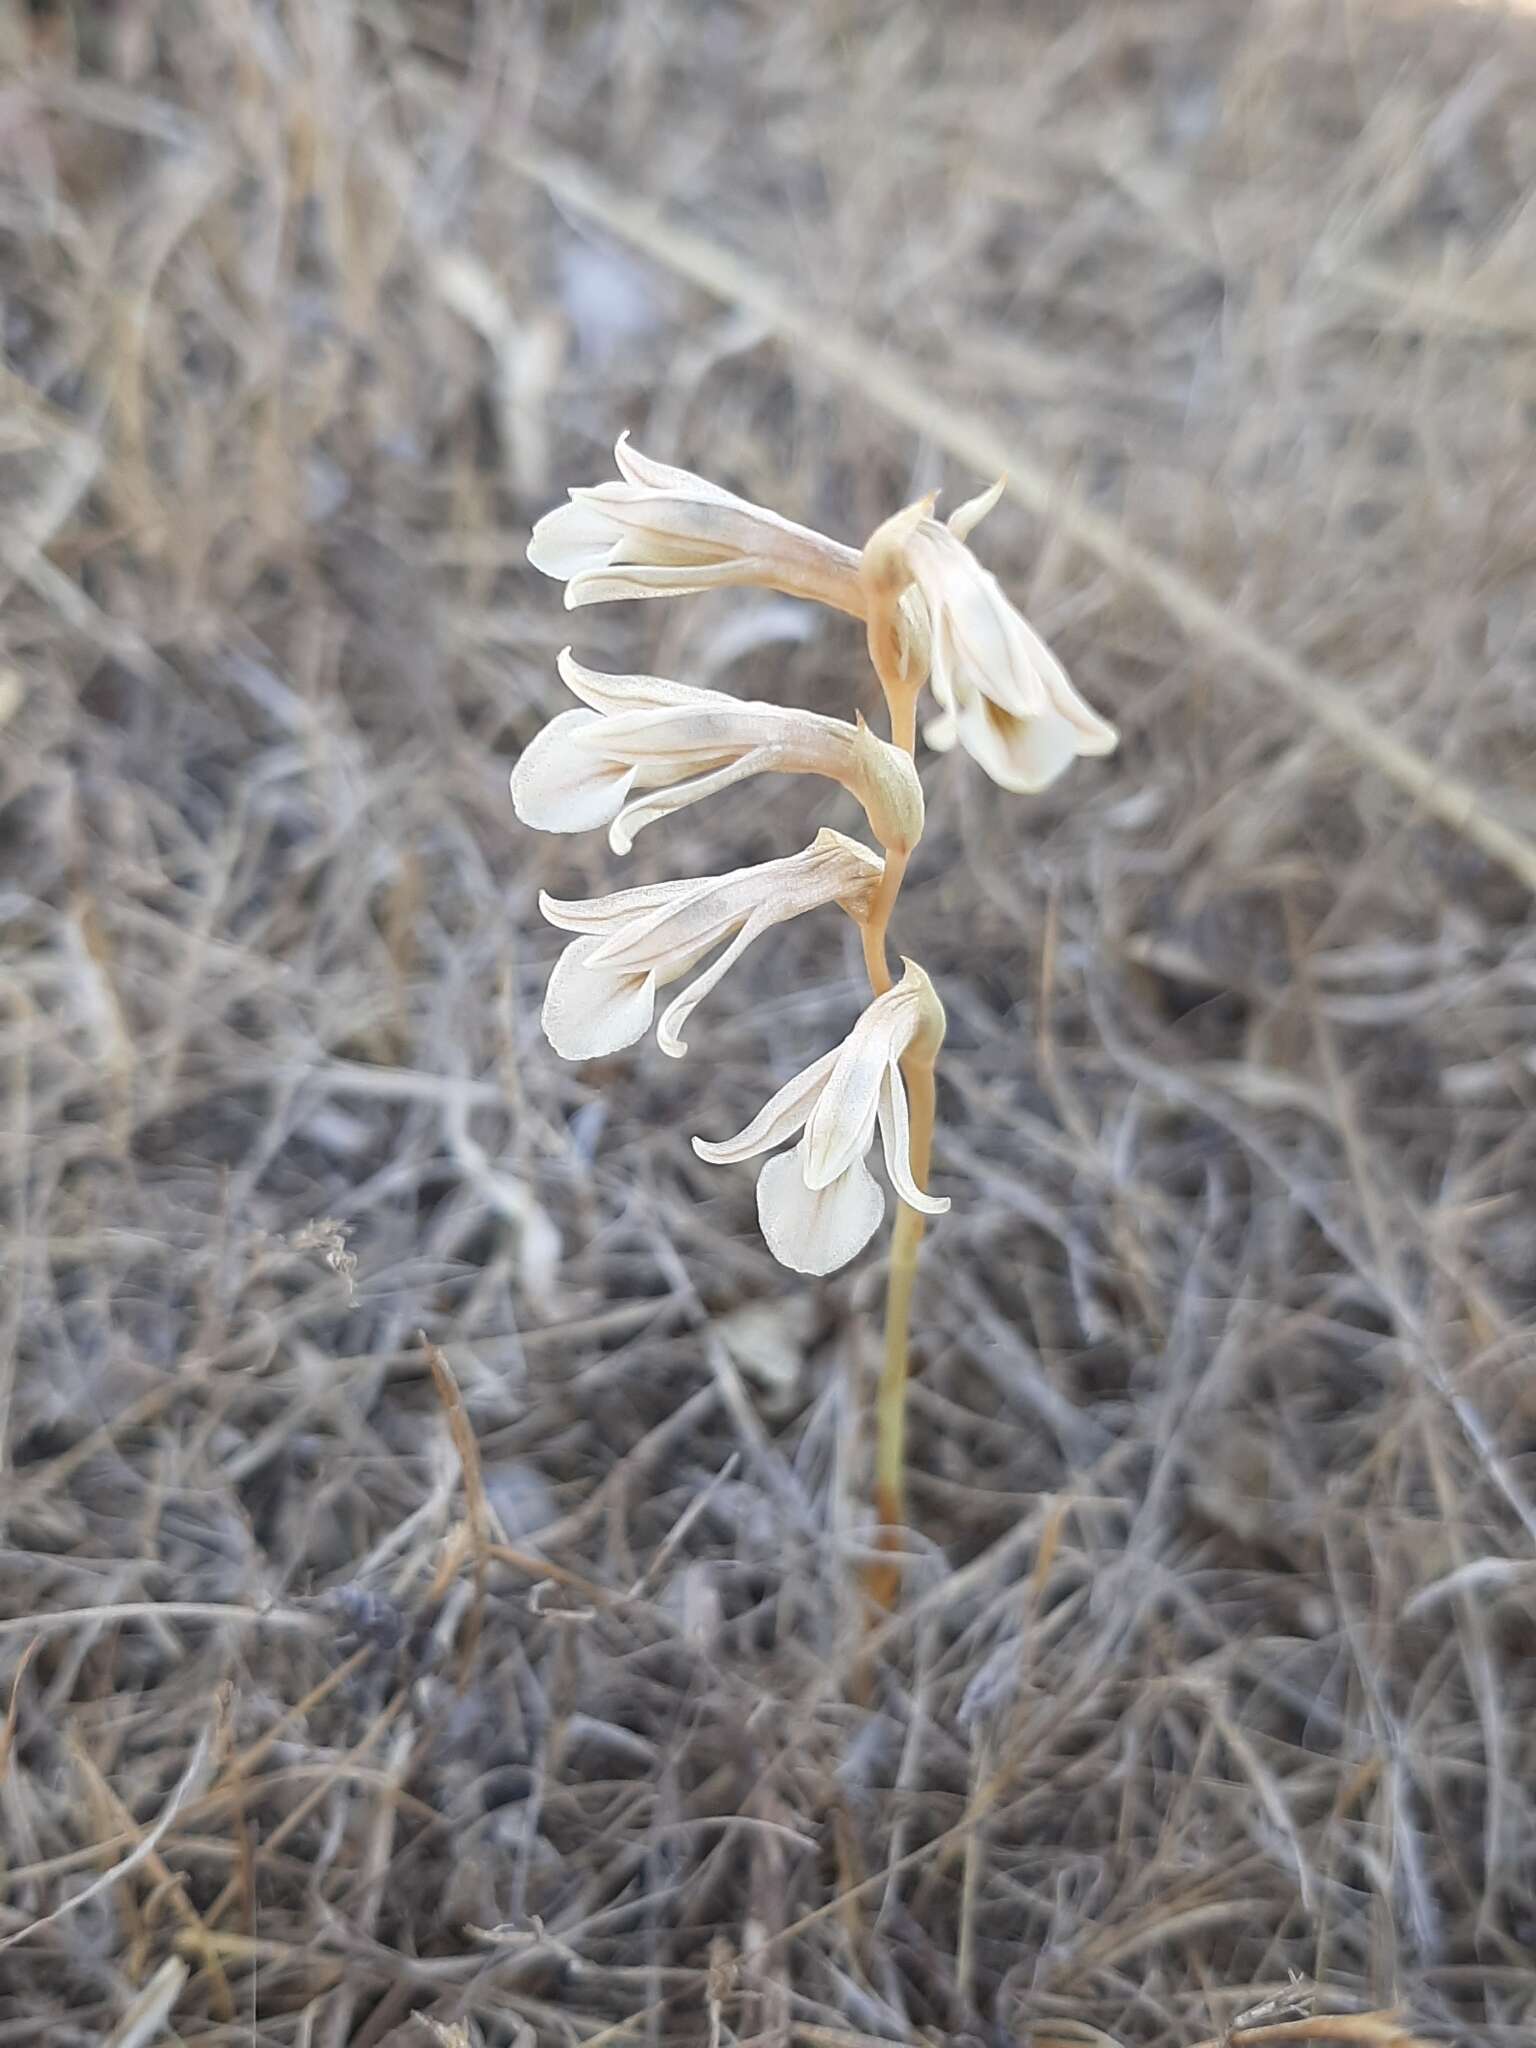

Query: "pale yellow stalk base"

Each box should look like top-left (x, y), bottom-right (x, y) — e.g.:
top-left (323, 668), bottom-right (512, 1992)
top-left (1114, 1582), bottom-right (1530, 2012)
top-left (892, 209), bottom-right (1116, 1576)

top-left (866, 1050), bottom-right (935, 1612)
top-left (858, 604), bottom-right (935, 1616)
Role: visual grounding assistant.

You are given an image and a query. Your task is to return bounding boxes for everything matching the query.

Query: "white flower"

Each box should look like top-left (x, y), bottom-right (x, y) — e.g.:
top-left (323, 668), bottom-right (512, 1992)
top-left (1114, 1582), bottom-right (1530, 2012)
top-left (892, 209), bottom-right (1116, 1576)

top-left (864, 485), bottom-right (1118, 793)
top-left (538, 828), bottom-right (883, 1062)
top-left (527, 433), bottom-right (864, 616)
top-left (511, 649), bottom-right (924, 856)
top-left (693, 959), bottom-right (949, 1275)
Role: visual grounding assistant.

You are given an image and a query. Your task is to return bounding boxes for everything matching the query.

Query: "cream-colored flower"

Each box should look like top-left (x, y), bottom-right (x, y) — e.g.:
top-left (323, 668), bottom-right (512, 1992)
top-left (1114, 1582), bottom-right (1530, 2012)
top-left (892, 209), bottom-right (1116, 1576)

top-left (694, 959), bottom-right (949, 1276)
top-left (511, 649), bottom-right (924, 856)
top-left (864, 484), bottom-right (1118, 793)
top-left (527, 433), bottom-right (864, 616)
top-left (538, 828), bottom-right (882, 1062)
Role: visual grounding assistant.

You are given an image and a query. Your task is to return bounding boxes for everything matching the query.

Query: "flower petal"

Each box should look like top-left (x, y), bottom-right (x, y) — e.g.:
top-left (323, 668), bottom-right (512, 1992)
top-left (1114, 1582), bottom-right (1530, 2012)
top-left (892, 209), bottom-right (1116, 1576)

top-left (693, 1046), bottom-right (841, 1165)
top-left (611, 432), bottom-right (735, 501)
top-left (756, 1146), bottom-right (885, 1275)
top-left (540, 936), bottom-right (657, 1060)
top-left (538, 876), bottom-right (696, 939)
top-left (555, 647), bottom-right (717, 716)
top-left (511, 708), bottom-right (636, 833)
top-left (922, 547), bottom-right (1038, 710)
top-left (953, 695), bottom-right (1084, 794)
top-left (526, 497), bottom-right (621, 581)
top-left (656, 914), bottom-right (765, 1059)
top-left (800, 994), bottom-right (915, 1189)
top-left (564, 561), bottom-right (749, 607)
top-left (609, 750), bottom-right (774, 855)
top-left (876, 1065), bottom-right (950, 1216)
top-left (1040, 663), bottom-right (1119, 752)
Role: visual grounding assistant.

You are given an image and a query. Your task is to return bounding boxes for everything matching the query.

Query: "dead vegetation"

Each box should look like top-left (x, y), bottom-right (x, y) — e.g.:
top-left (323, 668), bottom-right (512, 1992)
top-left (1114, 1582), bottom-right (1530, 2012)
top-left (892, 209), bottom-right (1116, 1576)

top-left (3, 1), bottom-right (1536, 2043)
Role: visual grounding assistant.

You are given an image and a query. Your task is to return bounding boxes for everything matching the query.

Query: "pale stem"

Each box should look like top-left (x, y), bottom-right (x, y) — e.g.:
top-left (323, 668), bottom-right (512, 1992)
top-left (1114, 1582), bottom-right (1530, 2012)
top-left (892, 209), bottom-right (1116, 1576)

top-left (859, 848), bottom-right (907, 996)
top-left (859, 612), bottom-right (921, 996)
top-left (868, 1049), bottom-right (936, 1612)
top-left (859, 597), bottom-right (934, 1613)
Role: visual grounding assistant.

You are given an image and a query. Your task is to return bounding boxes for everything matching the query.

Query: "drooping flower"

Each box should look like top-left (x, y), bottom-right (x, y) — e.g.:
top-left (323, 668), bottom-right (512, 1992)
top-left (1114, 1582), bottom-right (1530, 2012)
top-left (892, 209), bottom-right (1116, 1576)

top-left (693, 959), bottom-right (949, 1275)
top-left (511, 649), bottom-right (924, 857)
top-left (538, 828), bottom-right (883, 1062)
top-left (527, 433), bottom-right (865, 616)
top-left (863, 485), bottom-right (1118, 793)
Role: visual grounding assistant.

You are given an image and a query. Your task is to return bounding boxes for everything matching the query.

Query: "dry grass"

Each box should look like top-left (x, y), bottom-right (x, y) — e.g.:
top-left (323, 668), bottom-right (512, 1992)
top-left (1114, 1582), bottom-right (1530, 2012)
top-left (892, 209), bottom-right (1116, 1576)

top-left (3, 1), bottom-right (1536, 2043)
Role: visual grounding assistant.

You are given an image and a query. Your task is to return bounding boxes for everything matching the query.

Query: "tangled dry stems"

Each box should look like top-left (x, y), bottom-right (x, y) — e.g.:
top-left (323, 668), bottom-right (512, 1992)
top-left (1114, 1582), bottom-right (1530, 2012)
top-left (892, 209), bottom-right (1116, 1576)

top-left (3, 2), bottom-right (1536, 2044)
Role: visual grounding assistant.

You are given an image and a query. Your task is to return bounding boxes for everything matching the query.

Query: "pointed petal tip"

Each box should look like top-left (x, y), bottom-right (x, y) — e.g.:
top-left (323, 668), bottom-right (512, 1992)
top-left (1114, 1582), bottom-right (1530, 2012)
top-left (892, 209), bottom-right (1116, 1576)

top-left (1081, 719), bottom-right (1120, 757)
top-left (947, 474), bottom-right (1007, 541)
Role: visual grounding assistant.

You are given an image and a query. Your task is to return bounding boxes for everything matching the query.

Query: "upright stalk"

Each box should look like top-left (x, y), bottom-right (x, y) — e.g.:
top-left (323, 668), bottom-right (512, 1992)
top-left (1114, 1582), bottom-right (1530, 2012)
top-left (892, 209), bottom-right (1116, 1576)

top-left (859, 592), bottom-right (938, 1611)
top-left (867, 1048), bottom-right (936, 1610)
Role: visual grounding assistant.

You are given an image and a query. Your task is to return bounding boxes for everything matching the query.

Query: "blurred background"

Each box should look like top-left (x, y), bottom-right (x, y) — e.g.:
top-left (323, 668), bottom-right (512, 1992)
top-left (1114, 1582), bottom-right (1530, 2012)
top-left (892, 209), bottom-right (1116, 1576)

top-left (3, 3), bottom-right (1536, 2044)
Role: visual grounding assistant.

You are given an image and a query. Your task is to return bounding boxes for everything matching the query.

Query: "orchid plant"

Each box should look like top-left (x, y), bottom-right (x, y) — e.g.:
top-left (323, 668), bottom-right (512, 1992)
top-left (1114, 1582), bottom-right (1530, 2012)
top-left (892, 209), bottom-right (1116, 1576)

top-left (519, 438), bottom-right (1117, 1601)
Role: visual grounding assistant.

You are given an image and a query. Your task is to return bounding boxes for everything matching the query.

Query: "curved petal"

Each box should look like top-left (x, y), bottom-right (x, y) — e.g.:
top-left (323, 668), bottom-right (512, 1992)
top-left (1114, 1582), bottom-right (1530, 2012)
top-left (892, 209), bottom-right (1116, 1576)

top-left (993, 606), bottom-right (1095, 726)
top-left (953, 695), bottom-right (1083, 794)
top-left (926, 610), bottom-right (964, 729)
top-left (936, 558), bottom-right (1040, 715)
top-left (611, 432), bottom-right (734, 502)
top-left (555, 647), bottom-right (717, 717)
top-left (591, 702), bottom-right (776, 761)
top-left (756, 1146), bottom-right (885, 1275)
top-left (1040, 663), bottom-right (1119, 752)
top-left (540, 936), bottom-right (656, 1060)
top-left (511, 709), bottom-right (636, 832)
top-left (538, 875), bottom-right (695, 938)
top-left (565, 560), bottom-right (754, 607)
top-left (800, 1000), bottom-right (913, 1190)
top-left (526, 498), bottom-right (621, 580)
top-left (609, 750), bottom-right (773, 855)
top-left (656, 914), bottom-right (765, 1059)
top-left (876, 1065), bottom-right (950, 1217)
top-left (921, 707), bottom-right (959, 753)
top-left (947, 475), bottom-right (1006, 542)
top-left (693, 1045), bottom-right (841, 1165)
top-left (582, 881), bottom-right (733, 968)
